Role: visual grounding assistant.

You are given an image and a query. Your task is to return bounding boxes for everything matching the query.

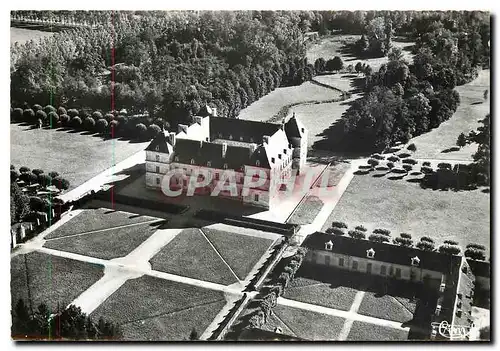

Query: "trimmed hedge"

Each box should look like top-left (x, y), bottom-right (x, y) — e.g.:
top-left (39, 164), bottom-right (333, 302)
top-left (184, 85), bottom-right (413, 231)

top-left (443, 240), bottom-right (459, 245)
top-left (466, 243), bottom-right (486, 250)
top-left (407, 143), bottom-right (417, 152)
top-left (438, 244), bottom-right (461, 255)
top-left (402, 164), bottom-right (413, 172)
top-left (59, 114), bottom-right (70, 125)
top-left (57, 106), bottom-right (67, 115)
top-left (368, 233), bottom-right (390, 243)
top-left (392, 167), bottom-right (407, 174)
top-left (464, 248), bottom-right (486, 261)
top-left (367, 159), bottom-right (380, 166)
top-left (422, 161), bottom-right (431, 167)
top-left (393, 237), bottom-right (413, 247)
top-left (387, 162), bottom-right (395, 169)
top-left (67, 108), bottom-right (79, 117)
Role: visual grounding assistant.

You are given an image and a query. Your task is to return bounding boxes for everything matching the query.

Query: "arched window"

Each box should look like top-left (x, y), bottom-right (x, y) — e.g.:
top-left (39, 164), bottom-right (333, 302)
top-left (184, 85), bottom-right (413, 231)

top-left (190, 159), bottom-right (195, 165)
top-left (156, 155), bottom-right (160, 162)
top-left (155, 145), bottom-right (159, 151)
top-left (174, 156), bottom-right (179, 162)
top-left (207, 161), bottom-right (212, 167)
top-left (325, 241), bottom-right (333, 250)
top-left (223, 163), bottom-right (228, 169)
top-left (255, 160), bottom-right (260, 167)
top-left (366, 248), bottom-right (375, 259)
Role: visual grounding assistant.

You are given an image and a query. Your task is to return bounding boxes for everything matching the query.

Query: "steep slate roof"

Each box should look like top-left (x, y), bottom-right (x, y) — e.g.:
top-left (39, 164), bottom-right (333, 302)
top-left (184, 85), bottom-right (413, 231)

top-left (466, 259), bottom-right (490, 278)
top-left (209, 116), bottom-right (282, 143)
top-left (145, 133), bottom-right (173, 153)
top-left (302, 232), bottom-right (460, 273)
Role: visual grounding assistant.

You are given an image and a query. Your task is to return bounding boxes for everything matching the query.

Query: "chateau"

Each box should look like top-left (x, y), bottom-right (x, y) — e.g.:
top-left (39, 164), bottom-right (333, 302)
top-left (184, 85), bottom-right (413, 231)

top-left (145, 106), bottom-right (308, 208)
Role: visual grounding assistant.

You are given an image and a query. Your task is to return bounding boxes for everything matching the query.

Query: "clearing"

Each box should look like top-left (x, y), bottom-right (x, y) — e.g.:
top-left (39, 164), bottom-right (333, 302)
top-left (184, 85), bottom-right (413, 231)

top-left (321, 174), bottom-right (490, 254)
top-left (11, 26), bottom-right (54, 45)
top-left (10, 123), bottom-right (149, 190)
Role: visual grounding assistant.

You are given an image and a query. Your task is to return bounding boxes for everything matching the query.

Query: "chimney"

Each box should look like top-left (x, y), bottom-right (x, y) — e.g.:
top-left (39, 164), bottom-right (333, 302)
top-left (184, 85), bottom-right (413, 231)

top-left (178, 124), bottom-right (188, 134)
top-left (169, 132), bottom-right (176, 146)
top-left (263, 135), bottom-right (270, 144)
top-left (222, 142), bottom-right (228, 158)
top-left (194, 116), bottom-right (203, 125)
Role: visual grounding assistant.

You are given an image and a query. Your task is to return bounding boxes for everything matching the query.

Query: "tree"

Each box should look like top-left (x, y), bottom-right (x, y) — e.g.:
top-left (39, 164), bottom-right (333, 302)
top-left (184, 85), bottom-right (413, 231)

top-left (47, 111), bottom-right (59, 127)
top-left (416, 241), bottom-right (435, 251)
top-left (53, 177), bottom-right (70, 190)
top-left (393, 237), bottom-right (413, 247)
top-left (456, 133), bottom-right (468, 147)
top-left (483, 89), bottom-right (488, 100)
top-left (135, 123), bottom-right (148, 140)
top-left (348, 230), bottom-right (366, 240)
top-left (148, 124), bottom-right (161, 139)
top-left (438, 244), bottom-right (461, 255)
top-left (83, 117), bottom-right (96, 131)
top-left (355, 62), bottom-right (363, 75)
top-left (464, 248), bottom-right (486, 261)
top-left (326, 56), bottom-right (343, 72)
top-left (96, 119), bottom-right (108, 134)
top-left (19, 166), bottom-right (30, 173)
top-left (48, 171), bottom-right (59, 178)
top-left (12, 299), bottom-right (31, 336)
top-left (35, 110), bottom-right (47, 125)
top-left (368, 234), bottom-right (389, 243)
top-left (71, 117), bottom-right (82, 130)
top-left (388, 47), bottom-right (403, 62)
top-left (189, 328), bottom-right (199, 340)
top-left (11, 170), bottom-right (20, 183)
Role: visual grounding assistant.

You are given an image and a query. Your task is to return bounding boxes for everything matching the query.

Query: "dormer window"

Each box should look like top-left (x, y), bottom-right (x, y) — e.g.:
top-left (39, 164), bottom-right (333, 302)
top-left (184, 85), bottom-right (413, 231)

top-left (240, 136), bottom-right (244, 141)
top-left (271, 157), bottom-right (275, 163)
top-left (278, 154), bottom-right (282, 160)
top-left (190, 159), bottom-right (195, 165)
top-left (174, 156), bottom-right (179, 162)
top-left (366, 248), bottom-right (375, 259)
top-left (155, 145), bottom-right (159, 151)
top-left (223, 163), bottom-right (228, 169)
top-left (250, 137), bottom-right (254, 143)
top-left (156, 155), bottom-right (160, 162)
top-left (218, 133), bottom-right (222, 138)
top-left (255, 160), bottom-right (260, 167)
top-left (207, 161), bottom-right (212, 167)
top-left (325, 240), bottom-right (333, 250)
top-left (411, 256), bottom-right (420, 266)
top-left (229, 134), bottom-right (233, 140)
top-left (301, 127), bottom-right (305, 133)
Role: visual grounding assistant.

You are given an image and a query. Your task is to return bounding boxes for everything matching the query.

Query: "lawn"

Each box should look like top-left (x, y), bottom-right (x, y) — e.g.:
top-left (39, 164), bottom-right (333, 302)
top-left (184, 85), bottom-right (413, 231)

top-left (347, 321), bottom-right (409, 341)
top-left (321, 174), bottom-right (490, 253)
top-left (404, 69), bottom-right (490, 161)
top-left (149, 228), bottom-right (238, 285)
top-left (266, 305), bottom-right (346, 340)
top-left (288, 196), bottom-right (324, 225)
top-left (10, 123), bottom-right (149, 190)
top-left (90, 275), bottom-right (226, 340)
top-left (284, 277), bottom-right (358, 311)
top-left (10, 251), bottom-right (104, 311)
top-left (358, 292), bottom-right (415, 323)
top-left (43, 221), bottom-right (163, 260)
top-left (201, 228), bottom-right (276, 280)
top-left (237, 81), bottom-right (342, 122)
top-left (11, 27), bottom-right (54, 45)
top-left (45, 208), bottom-right (163, 239)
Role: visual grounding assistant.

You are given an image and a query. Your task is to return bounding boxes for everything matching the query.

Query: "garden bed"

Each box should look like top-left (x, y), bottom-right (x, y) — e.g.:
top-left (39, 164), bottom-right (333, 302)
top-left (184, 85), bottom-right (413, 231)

top-left (357, 292), bottom-right (415, 323)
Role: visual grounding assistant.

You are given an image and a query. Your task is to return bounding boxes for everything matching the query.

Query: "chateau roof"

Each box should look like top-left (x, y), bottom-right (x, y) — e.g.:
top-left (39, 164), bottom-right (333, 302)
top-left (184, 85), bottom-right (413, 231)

top-left (209, 116), bottom-right (282, 143)
top-left (145, 133), bottom-right (173, 153)
top-left (302, 232), bottom-right (462, 273)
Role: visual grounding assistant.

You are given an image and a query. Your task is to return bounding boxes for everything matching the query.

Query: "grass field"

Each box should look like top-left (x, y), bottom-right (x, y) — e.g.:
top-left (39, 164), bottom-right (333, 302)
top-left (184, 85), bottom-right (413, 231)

top-left (10, 251), bottom-right (104, 310)
top-left (90, 275), bottom-right (226, 340)
top-left (284, 280), bottom-right (357, 311)
top-left (45, 208), bottom-right (163, 239)
top-left (11, 27), bottom-right (54, 45)
top-left (266, 305), bottom-right (346, 340)
top-left (201, 228), bottom-right (275, 280)
top-left (10, 123), bottom-right (149, 190)
top-left (347, 321), bottom-right (409, 341)
top-left (149, 228), bottom-right (238, 285)
top-left (288, 196), bottom-right (324, 225)
top-left (321, 174), bottom-right (490, 253)
top-left (237, 81), bottom-right (342, 122)
top-left (358, 292), bottom-right (415, 323)
top-left (43, 222), bottom-right (162, 260)
top-left (404, 69), bottom-right (490, 161)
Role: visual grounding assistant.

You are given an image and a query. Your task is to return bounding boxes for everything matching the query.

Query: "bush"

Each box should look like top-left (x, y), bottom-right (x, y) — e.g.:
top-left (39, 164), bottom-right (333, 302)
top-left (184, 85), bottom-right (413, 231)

top-left (370, 153), bottom-right (384, 160)
top-left (367, 159), bottom-right (379, 166)
top-left (348, 230), bottom-right (366, 240)
top-left (438, 244), bottom-right (461, 255)
top-left (375, 165), bottom-right (389, 171)
top-left (83, 117), bottom-right (96, 131)
top-left (48, 171), bottom-right (59, 178)
top-left (96, 119), bottom-right (109, 134)
top-left (32, 169), bottom-right (44, 176)
top-left (402, 164), bottom-right (413, 172)
top-left (29, 196), bottom-right (46, 211)
top-left (53, 177), bottom-right (70, 190)
top-left (400, 233), bottom-right (412, 239)
top-left (416, 241), bottom-right (435, 251)
top-left (443, 240), bottom-right (459, 245)
top-left (392, 167), bottom-right (407, 174)
top-left (466, 243), bottom-right (486, 250)
top-left (325, 227), bottom-right (334, 234)
top-left (407, 143), bottom-right (417, 152)
top-left (59, 114), bottom-right (70, 126)
top-left (57, 107), bottom-right (67, 115)
top-left (437, 162), bottom-right (452, 170)
top-left (148, 124), bottom-right (162, 139)
top-left (331, 221), bottom-right (348, 229)
top-left (38, 174), bottom-right (53, 187)
top-left (136, 123), bottom-right (148, 139)
top-left (402, 158), bottom-right (418, 165)
top-left (19, 166), bottom-right (30, 173)
top-left (11, 170), bottom-right (20, 183)
top-left (422, 161), bottom-right (431, 167)
top-left (67, 108), bottom-right (79, 118)
top-left (373, 228), bottom-right (391, 236)
top-left (421, 166), bottom-right (433, 174)
top-left (35, 110), bottom-right (47, 124)
top-left (91, 111), bottom-right (103, 121)
top-left (464, 248), bottom-right (486, 261)
top-left (393, 237), bottom-right (413, 247)
top-left (13, 107), bottom-right (23, 120)
top-left (11, 165), bottom-right (15, 170)
top-left (331, 227), bottom-right (345, 236)
top-left (79, 109), bottom-right (91, 119)
top-left (32, 104), bottom-right (43, 112)
top-left (354, 225), bottom-right (367, 232)
top-left (368, 234), bottom-right (390, 243)
top-left (104, 113), bottom-right (114, 122)
top-left (47, 111), bottom-right (59, 126)
top-left (387, 155), bottom-right (400, 162)
top-left (420, 236), bottom-right (434, 243)
top-left (398, 152), bottom-right (411, 158)
top-left (71, 117), bottom-right (83, 129)
top-left (109, 120), bottom-right (119, 136)
top-left (43, 105), bottom-right (56, 114)
top-left (387, 162), bottom-right (394, 169)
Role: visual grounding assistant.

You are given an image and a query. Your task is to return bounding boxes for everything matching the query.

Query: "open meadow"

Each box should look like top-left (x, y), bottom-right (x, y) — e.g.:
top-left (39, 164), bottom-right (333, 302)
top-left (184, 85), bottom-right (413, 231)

top-left (11, 26), bottom-right (54, 44)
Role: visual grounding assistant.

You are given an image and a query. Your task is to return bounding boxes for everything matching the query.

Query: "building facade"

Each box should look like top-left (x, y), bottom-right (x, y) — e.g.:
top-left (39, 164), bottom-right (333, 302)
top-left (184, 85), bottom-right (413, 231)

top-left (145, 106), bottom-right (308, 209)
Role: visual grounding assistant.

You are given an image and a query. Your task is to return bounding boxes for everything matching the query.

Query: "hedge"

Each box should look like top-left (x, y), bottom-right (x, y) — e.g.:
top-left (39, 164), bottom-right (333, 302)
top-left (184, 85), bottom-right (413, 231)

top-left (422, 161), bottom-right (431, 167)
top-left (57, 106), bottom-right (67, 115)
top-left (438, 244), bottom-right (461, 255)
top-left (367, 159), bottom-right (380, 166)
top-left (59, 114), bottom-right (70, 125)
top-left (43, 105), bottom-right (56, 114)
top-left (48, 111), bottom-right (59, 126)
top-left (392, 167), bottom-right (407, 174)
top-left (420, 236), bottom-right (435, 243)
top-left (393, 237), bottom-right (413, 247)
top-left (398, 152), bottom-right (411, 158)
top-left (32, 104), bottom-right (43, 112)
top-left (387, 155), bottom-right (400, 162)
top-left (400, 233), bottom-right (412, 239)
top-left (466, 243), bottom-right (486, 250)
top-left (83, 116), bottom-right (96, 131)
top-left (464, 248), bottom-right (486, 261)
top-left (348, 230), bottom-right (366, 240)
top-left (416, 241), bottom-right (435, 251)
top-left (407, 143), bottom-right (417, 152)
top-left (387, 162), bottom-right (395, 169)
top-left (373, 228), bottom-right (391, 236)
top-left (67, 108), bottom-right (79, 117)
top-left (96, 119), bottom-right (108, 133)
top-left (71, 116), bottom-right (83, 129)
top-left (368, 234), bottom-right (390, 243)
top-left (443, 240), bottom-right (459, 245)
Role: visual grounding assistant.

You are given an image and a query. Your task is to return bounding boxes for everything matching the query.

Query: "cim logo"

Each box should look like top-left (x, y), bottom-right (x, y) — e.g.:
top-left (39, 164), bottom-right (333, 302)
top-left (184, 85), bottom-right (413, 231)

top-left (431, 321), bottom-right (472, 340)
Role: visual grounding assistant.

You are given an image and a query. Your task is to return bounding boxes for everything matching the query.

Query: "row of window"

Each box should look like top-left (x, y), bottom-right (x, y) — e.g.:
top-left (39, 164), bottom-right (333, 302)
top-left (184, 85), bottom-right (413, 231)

top-left (316, 253), bottom-right (403, 278)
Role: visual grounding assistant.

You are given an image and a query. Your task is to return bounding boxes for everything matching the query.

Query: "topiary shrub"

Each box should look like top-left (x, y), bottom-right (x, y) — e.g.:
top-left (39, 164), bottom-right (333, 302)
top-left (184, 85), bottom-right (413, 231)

top-left (32, 104), bottom-right (43, 112)
top-left (331, 221), bottom-right (348, 229)
top-left (375, 165), bottom-right (389, 171)
top-left (83, 116), bottom-right (96, 131)
top-left (43, 105), bottom-right (56, 114)
top-left (348, 230), bottom-right (366, 240)
top-left (35, 110), bottom-right (47, 124)
top-left (109, 120), bottom-right (119, 136)
top-left (67, 108), bottom-right (79, 118)
top-left (464, 248), bottom-right (486, 261)
top-left (354, 225), bottom-right (367, 232)
top-left (407, 143), bottom-right (417, 152)
top-left (53, 177), bottom-right (70, 190)
top-left (392, 167), bottom-right (407, 174)
top-left (402, 158), bottom-right (418, 165)
top-left (32, 169), bottom-right (44, 176)
top-left (104, 113), bottom-right (114, 122)
top-left (331, 228), bottom-right (345, 236)
top-left (367, 159), bottom-right (379, 167)
top-left (422, 161), bottom-right (431, 167)
top-left (59, 114), bottom-right (70, 126)
top-left (79, 109), bottom-right (91, 119)
top-left (438, 244), bottom-right (461, 255)
top-left (11, 170), bottom-right (20, 183)
top-left (466, 243), bottom-right (486, 250)
top-left (400, 233), bottom-right (412, 239)
top-left (420, 236), bottom-right (434, 243)
top-left (398, 152), bottom-right (411, 158)
top-left (370, 153), bottom-right (384, 160)
top-left (92, 111), bottom-right (103, 121)
top-left (387, 162), bottom-right (395, 169)
top-left (96, 119), bottom-right (109, 134)
top-left (402, 164), bottom-right (413, 172)
top-left (421, 166), bottom-right (433, 174)
top-left (47, 111), bottom-right (59, 127)
top-left (71, 116), bottom-right (83, 130)
top-left (38, 174), bottom-right (52, 187)
top-left (136, 123), bottom-right (148, 140)
top-left (368, 234), bottom-right (390, 243)
top-left (416, 241), bottom-right (435, 251)
top-left (13, 108), bottom-right (23, 121)
top-left (444, 240), bottom-right (459, 246)
top-left (48, 171), bottom-right (59, 178)
top-left (325, 227), bottom-right (334, 234)
top-left (148, 124), bottom-right (162, 138)
top-left (393, 237), bottom-right (413, 247)
top-left (387, 155), bottom-right (400, 162)
top-left (373, 228), bottom-right (391, 236)
top-left (19, 166), bottom-right (30, 173)
top-left (437, 162), bottom-right (452, 170)
top-left (57, 106), bottom-right (67, 115)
